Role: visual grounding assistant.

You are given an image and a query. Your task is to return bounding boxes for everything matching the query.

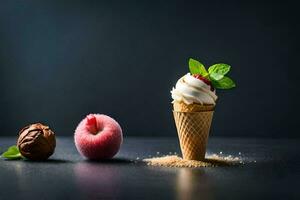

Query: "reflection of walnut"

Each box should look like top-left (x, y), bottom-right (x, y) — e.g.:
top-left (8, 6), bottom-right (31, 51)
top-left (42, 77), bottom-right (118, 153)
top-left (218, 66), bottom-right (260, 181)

top-left (17, 123), bottom-right (56, 160)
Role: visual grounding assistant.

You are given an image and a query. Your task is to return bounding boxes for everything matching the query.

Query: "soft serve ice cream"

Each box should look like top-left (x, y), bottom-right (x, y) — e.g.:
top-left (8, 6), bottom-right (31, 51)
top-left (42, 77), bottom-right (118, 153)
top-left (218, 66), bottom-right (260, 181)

top-left (171, 73), bottom-right (217, 105)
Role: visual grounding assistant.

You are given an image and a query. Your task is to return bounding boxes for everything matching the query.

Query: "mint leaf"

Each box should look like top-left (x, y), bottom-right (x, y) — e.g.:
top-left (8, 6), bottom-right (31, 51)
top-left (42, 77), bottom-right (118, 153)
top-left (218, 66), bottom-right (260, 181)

top-left (209, 72), bottom-right (224, 81)
top-left (208, 63), bottom-right (231, 76)
top-left (212, 76), bottom-right (236, 89)
top-left (189, 58), bottom-right (208, 76)
top-left (1, 145), bottom-right (22, 160)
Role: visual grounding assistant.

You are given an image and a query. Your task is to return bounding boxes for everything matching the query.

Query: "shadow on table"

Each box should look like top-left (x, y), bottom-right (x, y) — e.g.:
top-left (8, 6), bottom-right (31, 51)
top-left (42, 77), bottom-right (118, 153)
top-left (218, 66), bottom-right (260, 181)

top-left (24, 158), bottom-right (73, 163)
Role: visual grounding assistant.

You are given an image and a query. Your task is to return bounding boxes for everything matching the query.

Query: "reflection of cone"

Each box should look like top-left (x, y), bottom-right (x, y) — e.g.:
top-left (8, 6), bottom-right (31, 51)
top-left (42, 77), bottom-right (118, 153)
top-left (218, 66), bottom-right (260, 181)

top-left (176, 169), bottom-right (214, 200)
top-left (173, 102), bottom-right (214, 161)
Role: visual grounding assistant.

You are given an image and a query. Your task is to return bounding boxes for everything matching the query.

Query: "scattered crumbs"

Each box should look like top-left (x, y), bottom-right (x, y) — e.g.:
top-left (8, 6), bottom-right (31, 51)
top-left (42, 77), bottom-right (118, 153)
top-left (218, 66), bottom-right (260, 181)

top-left (220, 151), bottom-right (223, 155)
top-left (156, 152), bottom-right (160, 155)
top-left (143, 154), bottom-right (243, 168)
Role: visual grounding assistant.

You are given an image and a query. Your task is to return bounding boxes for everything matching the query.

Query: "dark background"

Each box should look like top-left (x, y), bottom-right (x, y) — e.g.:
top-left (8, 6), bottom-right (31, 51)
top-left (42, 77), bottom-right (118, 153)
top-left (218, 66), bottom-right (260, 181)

top-left (0, 0), bottom-right (299, 137)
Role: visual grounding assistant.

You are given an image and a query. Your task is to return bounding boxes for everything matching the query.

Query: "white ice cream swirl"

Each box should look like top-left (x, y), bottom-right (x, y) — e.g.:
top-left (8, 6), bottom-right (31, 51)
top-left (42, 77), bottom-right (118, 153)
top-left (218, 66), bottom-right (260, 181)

top-left (171, 73), bottom-right (218, 105)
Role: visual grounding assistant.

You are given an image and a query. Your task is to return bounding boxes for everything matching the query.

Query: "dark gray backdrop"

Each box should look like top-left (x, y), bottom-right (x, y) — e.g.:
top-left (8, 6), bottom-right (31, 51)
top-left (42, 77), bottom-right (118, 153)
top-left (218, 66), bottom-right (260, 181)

top-left (0, 1), bottom-right (299, 137)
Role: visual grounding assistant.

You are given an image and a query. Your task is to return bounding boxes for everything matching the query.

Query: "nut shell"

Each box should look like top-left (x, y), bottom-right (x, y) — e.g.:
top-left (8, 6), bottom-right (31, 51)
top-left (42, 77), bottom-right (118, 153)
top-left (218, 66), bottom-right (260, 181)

top-left (17, 123), bottom-right (56, 160)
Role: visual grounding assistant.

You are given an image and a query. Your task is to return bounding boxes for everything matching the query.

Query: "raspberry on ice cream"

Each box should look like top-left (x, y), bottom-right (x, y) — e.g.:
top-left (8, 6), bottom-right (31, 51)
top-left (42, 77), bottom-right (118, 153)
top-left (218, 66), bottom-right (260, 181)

top-left (74, 114), bottom-right (123, 160)
top-left (192, 74), bottom-right (214, 91)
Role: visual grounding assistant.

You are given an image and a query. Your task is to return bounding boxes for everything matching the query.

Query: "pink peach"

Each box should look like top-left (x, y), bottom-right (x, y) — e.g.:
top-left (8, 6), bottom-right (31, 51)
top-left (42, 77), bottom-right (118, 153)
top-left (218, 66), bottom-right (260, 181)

top-left (74, 114), bottom-right (123, 160)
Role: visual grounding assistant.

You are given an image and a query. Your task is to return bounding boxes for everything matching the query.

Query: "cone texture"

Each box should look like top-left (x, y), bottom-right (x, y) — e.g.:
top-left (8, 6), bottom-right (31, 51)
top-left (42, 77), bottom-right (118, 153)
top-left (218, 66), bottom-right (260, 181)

top-left (173, 111), bottom-right (213, 161)
top-left (173, 101), bottom-right (215, 112)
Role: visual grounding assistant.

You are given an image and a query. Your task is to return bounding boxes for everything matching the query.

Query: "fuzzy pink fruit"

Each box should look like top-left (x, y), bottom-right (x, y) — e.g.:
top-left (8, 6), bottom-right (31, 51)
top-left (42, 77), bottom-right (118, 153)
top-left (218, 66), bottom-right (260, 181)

top-left (74, 114), bottom-right (123, 160)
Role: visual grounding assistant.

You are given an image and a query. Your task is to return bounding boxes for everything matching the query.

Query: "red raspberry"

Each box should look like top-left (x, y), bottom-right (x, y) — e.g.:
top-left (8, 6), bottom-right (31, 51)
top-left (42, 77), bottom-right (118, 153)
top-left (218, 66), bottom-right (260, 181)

top-left (192, 74), bottom-right (214, 91)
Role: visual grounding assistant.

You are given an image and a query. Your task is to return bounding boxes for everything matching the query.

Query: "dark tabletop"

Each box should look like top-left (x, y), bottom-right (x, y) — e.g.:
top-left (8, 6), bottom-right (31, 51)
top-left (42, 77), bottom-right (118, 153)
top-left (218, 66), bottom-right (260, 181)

top-left (0, 137), bottom-right (299, 200)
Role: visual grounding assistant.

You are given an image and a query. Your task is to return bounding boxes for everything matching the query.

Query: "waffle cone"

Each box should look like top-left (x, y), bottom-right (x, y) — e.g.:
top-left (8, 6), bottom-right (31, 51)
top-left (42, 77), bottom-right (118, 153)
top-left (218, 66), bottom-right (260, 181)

top-left (173, 110), bottom-right (214, 161)
top-left (173, 101), bottom-right (215, 112)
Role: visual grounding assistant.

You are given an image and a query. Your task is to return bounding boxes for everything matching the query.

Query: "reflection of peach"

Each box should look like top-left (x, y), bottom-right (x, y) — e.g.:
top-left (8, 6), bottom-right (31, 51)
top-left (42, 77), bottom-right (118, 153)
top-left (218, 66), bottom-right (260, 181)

top-left (74, 162), bottom-right (121, 199)
top-left (74, 114), bottom-right (123, 159)
top-left (177, 169), bottom-right (214, 200)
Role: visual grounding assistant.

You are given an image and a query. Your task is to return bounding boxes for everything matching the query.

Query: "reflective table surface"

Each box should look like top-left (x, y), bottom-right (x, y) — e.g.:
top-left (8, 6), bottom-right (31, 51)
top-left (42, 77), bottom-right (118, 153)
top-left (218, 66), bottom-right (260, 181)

top-left (0, 137), bottom-right (299, 200)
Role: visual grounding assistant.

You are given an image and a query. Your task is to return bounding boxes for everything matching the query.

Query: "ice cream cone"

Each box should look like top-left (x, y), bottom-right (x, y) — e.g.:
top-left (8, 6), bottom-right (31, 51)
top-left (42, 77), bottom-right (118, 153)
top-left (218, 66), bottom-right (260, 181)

top-left (173, 103), bottom-right (214, 161)
top-left (170, 58), bottom-right (235, 161)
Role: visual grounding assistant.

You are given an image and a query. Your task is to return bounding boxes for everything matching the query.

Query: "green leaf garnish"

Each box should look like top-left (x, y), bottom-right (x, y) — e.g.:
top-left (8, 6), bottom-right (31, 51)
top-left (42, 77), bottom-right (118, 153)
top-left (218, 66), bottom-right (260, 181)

top-left (187, 58), bottom-right (236, 89)
top-left (209, 72), bottom-right (224, 81)
top-left (208, 63), bottom-right (231, 76)
top-left (1, 145), bottom-right (22, 160)
top-left (212, 76), bottom-right (236, 89)
top-left (189, 58), bottom-right (208, 76)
